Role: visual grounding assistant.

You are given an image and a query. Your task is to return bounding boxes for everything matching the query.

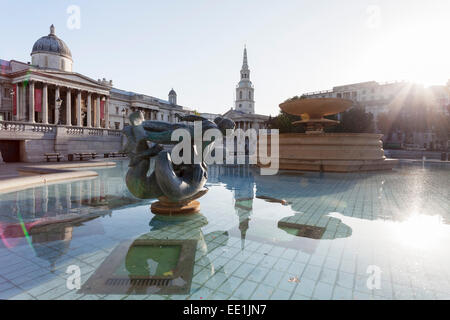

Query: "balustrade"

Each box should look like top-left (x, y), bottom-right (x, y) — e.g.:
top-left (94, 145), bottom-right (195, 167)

top-left (0, 120), bottom-right (122, 138)
top-left (0, 121), bottom-right (55, 133)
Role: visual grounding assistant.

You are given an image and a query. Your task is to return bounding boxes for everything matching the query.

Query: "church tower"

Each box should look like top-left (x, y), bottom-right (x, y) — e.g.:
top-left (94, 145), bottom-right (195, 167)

top-left (235, 46), bottom-right (254, 114)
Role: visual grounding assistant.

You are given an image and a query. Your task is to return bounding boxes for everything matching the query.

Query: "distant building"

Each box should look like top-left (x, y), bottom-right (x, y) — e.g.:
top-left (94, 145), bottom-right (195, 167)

top-left (109, 87), bottom-right (193, 130)
top-left (302, 81), bottom-right (413, 123)
top-left (301, 80), bottom-right (450, 149)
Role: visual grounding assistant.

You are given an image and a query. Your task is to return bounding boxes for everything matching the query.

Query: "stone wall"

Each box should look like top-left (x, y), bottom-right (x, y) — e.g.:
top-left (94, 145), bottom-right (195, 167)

top-left (20, 139), bottom-right (55, 162)
top-left (0, 121), bottom-right (123, 162)
top-left (385, 149), bottom-right (448, 160)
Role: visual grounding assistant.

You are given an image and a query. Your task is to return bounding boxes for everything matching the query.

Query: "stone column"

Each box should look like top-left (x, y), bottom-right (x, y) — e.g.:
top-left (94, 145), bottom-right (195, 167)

top-left (20, 84), bottom-right (27, 121)
top-left (76, 90), bottom-right (82, 127)
top-left (29, 81), bottom-right (35, 123)
top-left (42, 83), bottom-right (48, 124)
top-left (14, 84), bottom-right (20, 121)
top-left (95, 96), bottom-right (101, 128)
top-left (66, 89), bottom-right (72, 125)
top-left (87, 93), bottom-right (92, 127)
top-left (105, 96), bottom-right (110, 129)
top-left (54, 86), bottom-right (60, 124)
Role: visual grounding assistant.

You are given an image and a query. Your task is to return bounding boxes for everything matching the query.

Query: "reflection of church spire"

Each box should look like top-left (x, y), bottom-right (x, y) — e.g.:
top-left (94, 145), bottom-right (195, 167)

top-left (239, 217), bottom-right (250, 250)
top-left (234, 197), bottom-right (253, 251)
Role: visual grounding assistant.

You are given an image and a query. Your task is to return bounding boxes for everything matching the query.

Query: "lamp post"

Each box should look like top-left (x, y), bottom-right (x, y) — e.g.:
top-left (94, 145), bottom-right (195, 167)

top-left (101, 96), bottom-right (106, 128)
top-left (9, 89), bottom-right (15, 121)
top-left (121, 108), bottom-right (126, 129)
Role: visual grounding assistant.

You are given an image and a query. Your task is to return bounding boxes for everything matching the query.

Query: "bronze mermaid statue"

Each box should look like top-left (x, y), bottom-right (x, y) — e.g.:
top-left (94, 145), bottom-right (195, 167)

top-left (122, 111), bottom-right (235, 213)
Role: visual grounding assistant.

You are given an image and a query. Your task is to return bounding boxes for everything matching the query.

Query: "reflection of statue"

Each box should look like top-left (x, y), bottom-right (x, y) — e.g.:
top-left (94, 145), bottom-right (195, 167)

top-left (122, 111), bottom-right (234, 214)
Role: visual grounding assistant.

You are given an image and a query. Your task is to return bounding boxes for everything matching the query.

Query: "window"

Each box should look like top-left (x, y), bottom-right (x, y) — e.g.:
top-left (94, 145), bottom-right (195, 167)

top-left (239, 104), bottom-right (242, 108)
top-left (239, 91), bottom-right (243, 99)
top-left (4, 88), bottom-right (8, 97)
top-left (249, 91), bottom-right (252, 100)
top-left (116, 107), bottom-right (119, 114)
top-left (44, 56), bottom-right (48, 67)
top-left (115, 122), bottom-right (120, 130)
top-left (61, 59), bottom-right (65, 70)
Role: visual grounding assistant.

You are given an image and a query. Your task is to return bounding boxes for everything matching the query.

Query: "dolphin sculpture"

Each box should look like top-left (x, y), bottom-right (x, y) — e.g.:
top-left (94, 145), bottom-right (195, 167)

top-left (122, 111), bottom-right (234, 210)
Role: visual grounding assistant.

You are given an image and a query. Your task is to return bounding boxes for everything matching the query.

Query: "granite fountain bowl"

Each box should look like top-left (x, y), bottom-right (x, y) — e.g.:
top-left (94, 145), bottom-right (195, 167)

top-left (279, 98), bottom-right (353, 120)
top-left (257, 97), bottom-right (398, 172)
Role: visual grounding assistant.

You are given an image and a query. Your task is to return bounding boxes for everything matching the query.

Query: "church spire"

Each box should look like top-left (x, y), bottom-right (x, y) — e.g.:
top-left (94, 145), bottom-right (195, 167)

top-left (235, 45), bottom-right (254, 114)
top-left (242, 45), bottom-right (248, 70)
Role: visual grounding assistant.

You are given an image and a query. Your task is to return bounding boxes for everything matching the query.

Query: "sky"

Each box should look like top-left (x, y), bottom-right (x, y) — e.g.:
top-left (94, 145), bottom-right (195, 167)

top-left (1, 0), bottom-right (449, 116)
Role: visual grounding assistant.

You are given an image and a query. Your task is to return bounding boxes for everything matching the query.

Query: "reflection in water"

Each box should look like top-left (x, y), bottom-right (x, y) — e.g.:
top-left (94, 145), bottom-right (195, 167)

top-left (0, 166), bottom-right (151, 271)
top-left (0, 169), bottom-right (146, 241)
top-left (208, 165), bottom-right (353, 251)
top-left (1, 161), bottom-right (449, 300)
top-left (329, 212), bottom-right (450, 252)
top-left (277, 220), bottom-right (325, 239)
top-left (31, 216), bottom-right (100, 271)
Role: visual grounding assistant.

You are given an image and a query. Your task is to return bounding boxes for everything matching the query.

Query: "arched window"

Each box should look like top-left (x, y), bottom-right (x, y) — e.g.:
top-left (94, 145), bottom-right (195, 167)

top-left (239, 91), bottom-right (242, 99)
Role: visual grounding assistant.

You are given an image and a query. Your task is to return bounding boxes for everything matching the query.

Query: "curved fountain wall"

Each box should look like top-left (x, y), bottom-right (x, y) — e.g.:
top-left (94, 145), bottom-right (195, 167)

top-left (259, 133), bottom-right (398, 172)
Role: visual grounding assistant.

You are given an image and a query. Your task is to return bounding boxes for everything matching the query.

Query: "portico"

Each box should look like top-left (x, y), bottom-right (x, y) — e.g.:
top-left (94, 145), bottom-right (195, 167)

top-left (11, 73), bottom-right (110, 128)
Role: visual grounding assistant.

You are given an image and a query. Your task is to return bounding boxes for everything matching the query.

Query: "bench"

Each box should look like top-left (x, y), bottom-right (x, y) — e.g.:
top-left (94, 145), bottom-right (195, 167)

top-left (45, 153), bottom-right (63, 162)
top-left (68, 152), bottom-right (97, 161)
top-left (104, 152), bottom-right (127, 158)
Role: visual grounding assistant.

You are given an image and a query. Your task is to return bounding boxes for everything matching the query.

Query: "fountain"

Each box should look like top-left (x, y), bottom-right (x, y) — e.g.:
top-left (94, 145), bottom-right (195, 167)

top-left (261, 98), bottom-right (398, 172)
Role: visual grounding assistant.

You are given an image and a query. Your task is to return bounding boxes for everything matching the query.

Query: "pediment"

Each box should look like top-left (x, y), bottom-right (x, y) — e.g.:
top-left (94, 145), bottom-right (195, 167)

top-left (37, 70), bottom-right (109, 89)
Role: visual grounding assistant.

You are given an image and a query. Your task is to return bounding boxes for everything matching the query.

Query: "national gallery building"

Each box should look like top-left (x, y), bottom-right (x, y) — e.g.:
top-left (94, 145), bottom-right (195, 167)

top-left (0, 25), bottom-right (194, 162)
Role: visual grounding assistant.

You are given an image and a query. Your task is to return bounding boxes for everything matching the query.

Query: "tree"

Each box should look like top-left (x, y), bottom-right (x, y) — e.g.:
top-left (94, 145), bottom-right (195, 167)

top-left (268, 111), bottom-right (305, 133)
top-left (325, 106), bottom-right (374, 133)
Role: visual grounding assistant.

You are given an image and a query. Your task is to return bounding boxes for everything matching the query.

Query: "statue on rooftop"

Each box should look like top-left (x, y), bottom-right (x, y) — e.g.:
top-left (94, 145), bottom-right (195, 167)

top-left (122, 111), bottom-right (235, 214)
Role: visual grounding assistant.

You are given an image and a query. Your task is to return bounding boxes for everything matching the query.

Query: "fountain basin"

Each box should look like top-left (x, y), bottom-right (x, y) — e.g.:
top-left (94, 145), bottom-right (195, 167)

top-left (259, 133), bottom-right (398, 172)
top-left (280, 98), bottom-right (353, 119)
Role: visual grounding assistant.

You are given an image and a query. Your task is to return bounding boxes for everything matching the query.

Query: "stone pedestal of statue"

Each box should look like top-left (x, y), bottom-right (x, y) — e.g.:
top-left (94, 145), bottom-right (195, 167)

top-left (150, 189), bottom-right (208, 215)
